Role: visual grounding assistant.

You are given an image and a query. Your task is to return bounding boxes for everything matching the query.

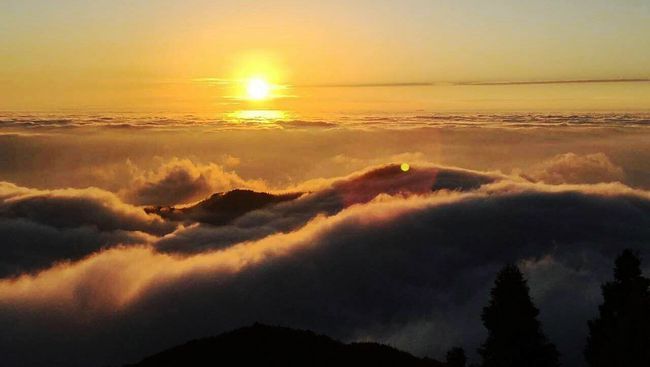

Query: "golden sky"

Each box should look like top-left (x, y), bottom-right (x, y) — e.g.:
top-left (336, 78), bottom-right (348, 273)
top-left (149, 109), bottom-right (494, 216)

top-left (1, 0), bottom-right (649, 112)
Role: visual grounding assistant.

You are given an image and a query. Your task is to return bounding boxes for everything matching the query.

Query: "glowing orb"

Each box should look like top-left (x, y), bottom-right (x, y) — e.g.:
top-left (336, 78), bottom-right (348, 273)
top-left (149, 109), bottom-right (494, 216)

top-left (400, 163), bottom-right (410, 172)
top-left (246, 78), bottom-right (271, 100)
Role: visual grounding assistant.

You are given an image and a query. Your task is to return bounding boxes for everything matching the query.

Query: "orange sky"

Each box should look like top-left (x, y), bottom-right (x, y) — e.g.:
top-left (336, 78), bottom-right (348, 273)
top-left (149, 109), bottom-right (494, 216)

top-left (2, 0), bottom-right (649, 112)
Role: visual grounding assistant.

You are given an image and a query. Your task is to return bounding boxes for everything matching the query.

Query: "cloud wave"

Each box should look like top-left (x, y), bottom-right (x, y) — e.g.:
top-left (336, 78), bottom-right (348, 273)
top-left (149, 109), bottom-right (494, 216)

top-left (0, 165), bottom-right (649, 366)
top-left (523, 152), bottom-right (625, 184)
top-left (0, 182), bottom-right (172, 276)
top-left (121, 158), bottom-right (267, 206)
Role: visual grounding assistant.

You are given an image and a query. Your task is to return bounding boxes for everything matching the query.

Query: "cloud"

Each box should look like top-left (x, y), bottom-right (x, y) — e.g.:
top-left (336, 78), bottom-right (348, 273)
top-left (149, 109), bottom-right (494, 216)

top-left (222, 154), bottom-right (241, 168)
top-left (0, 166), bottom-right (649, 366)
top-left (329, 152), bottom-right (428, 173)
top-left (278, 120), bottom-right (338, 129)
top-left (3, 113), bottom-right (650, 136)
top-left (522, 152), bottom-right (625, 184)
top-left (155, 164), bottom-right (500, 254)
top-left (458, 78), bottom-right (650, 86)
top-left (0, 182), bottom-right (171, 276)
top-left (296, 78), bottom-right (650, 88)
top-left (121, 158), bottom-right (267, 206)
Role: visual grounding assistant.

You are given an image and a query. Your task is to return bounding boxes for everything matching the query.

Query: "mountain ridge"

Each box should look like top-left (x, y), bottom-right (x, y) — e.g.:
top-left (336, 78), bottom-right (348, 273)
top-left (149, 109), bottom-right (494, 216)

top-left (125, 323), bottom-right (444, 367)
top-left (145, 189), bottom-right (302, 225)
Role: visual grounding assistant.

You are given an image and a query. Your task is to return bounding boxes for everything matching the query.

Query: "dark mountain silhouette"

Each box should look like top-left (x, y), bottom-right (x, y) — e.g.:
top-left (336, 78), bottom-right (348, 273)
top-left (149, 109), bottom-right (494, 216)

top-left (145, 189), bottom-right (302, 225)
top-left (145, 165), bottom-right (493, 228)
top-left (430, 170), bottom-right (493, 192)
top-left (125, 323), bottom-right (444, 367)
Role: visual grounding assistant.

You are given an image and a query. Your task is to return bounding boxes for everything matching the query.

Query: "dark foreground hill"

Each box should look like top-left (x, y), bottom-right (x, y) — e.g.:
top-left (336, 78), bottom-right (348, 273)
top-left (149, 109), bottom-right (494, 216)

top-left (125, 323), bottom-right (444, 367)
top-left (145, 189), bottom-right (302, 225)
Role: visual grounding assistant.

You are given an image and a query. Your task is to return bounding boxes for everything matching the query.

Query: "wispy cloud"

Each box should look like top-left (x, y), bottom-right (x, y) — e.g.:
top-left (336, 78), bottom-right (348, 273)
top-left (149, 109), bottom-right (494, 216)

top-left (294, 78), bottom-right (650, 88)
top-left (191, 77), bottom-right (232, 86)
top-left (459, 78), bottom-right (650, 86)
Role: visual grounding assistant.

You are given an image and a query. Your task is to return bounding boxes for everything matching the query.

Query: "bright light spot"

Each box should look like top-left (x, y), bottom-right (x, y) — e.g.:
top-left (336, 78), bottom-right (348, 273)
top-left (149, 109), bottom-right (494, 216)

top-left (246, 78), bottom-right (271, 100)
top-left (400, 163), bottom-right (410, 172)
top-left (228, 110), bottom-right (287, 121)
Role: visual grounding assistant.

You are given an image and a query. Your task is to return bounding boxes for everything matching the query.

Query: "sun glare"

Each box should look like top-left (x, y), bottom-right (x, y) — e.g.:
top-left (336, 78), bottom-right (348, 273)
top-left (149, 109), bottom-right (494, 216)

top-left (246, 78), bottom-right (271, 100)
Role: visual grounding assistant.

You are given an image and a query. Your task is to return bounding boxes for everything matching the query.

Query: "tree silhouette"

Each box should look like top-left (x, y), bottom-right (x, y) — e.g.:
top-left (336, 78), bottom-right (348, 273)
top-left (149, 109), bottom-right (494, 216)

top-left (446, 347), bottom-right (466, 367)
top-left (478, 264), bottom-right (559, 367)
top-left (585, 249), bottom-right (650, 366)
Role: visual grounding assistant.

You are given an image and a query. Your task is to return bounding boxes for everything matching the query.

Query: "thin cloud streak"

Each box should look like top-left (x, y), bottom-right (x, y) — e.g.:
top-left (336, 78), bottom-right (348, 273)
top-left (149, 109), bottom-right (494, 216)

top-left (294, 78), bottom-right (650, 88)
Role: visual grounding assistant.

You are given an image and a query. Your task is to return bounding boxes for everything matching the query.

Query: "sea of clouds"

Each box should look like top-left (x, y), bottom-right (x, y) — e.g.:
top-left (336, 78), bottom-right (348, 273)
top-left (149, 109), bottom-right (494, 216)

top-left (1, 113), bottom-right (650, 366)
top-left (1, 153), bottom-right (650, 366)
top-left (1, 112), bottom-right (650, 132)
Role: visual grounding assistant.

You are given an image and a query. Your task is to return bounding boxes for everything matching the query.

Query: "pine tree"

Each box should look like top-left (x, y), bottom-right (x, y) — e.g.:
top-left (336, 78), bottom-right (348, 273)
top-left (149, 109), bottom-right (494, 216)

top-left (478, 264), bottom-right (559, 367)
top-left (585, 249), bottom-right (650, 366)
top-left (446, 347), bottom-right (467, 367)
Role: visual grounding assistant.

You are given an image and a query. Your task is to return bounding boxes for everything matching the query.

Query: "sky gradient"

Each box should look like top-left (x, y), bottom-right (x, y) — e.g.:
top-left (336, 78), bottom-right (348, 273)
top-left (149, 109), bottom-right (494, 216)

top-left (2, 0), bottom-right (649, 111)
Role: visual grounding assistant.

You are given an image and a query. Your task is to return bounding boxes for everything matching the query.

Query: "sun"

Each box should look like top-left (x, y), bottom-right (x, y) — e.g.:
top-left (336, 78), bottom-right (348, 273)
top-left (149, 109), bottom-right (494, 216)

top-left (246, 78), bottom-right (271, 100)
